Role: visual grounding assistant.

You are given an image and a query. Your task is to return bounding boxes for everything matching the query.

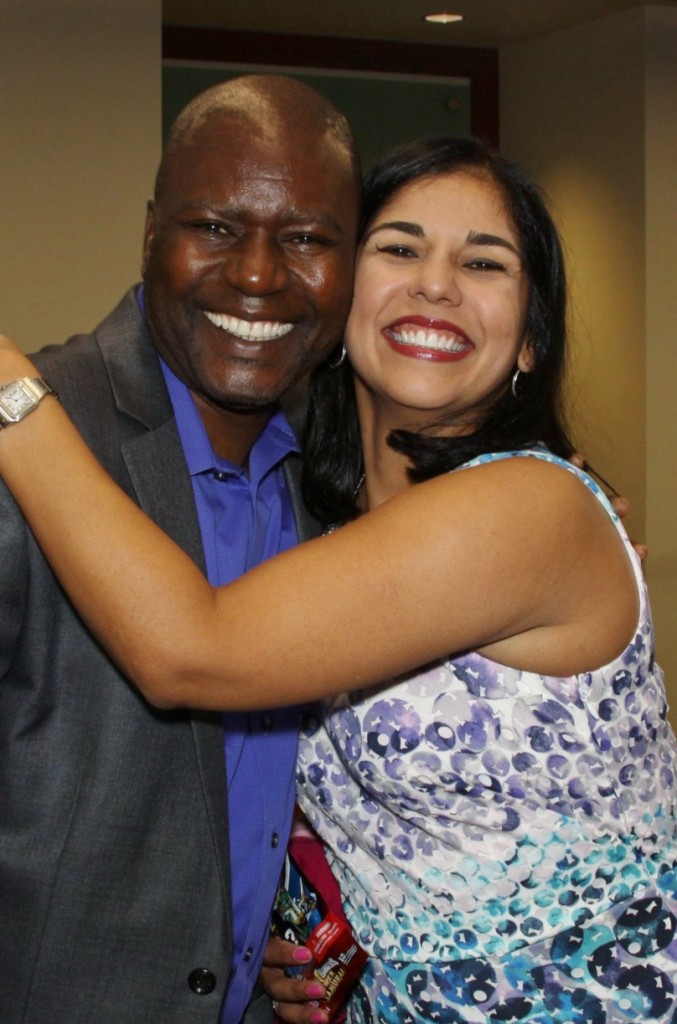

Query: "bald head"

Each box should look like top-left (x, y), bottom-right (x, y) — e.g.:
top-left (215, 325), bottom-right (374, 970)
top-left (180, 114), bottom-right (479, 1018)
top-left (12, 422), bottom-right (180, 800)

top-left (155, 75), bottom-right (360, 202)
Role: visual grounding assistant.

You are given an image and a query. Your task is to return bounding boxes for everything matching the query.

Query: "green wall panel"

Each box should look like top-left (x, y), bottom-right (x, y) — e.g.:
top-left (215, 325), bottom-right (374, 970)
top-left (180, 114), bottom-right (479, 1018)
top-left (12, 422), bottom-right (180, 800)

top-left (163, 63), bottom-right (471, 172)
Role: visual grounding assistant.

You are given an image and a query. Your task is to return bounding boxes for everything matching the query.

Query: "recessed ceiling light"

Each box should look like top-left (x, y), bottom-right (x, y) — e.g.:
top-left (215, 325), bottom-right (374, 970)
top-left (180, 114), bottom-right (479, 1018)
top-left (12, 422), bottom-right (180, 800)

top-left (423, 12), bottom-right (464, 24)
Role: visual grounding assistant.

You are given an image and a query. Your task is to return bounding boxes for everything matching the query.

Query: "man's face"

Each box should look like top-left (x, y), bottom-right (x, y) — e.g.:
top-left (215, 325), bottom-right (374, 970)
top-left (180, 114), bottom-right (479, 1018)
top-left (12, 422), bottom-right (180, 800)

top-left (142, 116), bottom-right (359, 414)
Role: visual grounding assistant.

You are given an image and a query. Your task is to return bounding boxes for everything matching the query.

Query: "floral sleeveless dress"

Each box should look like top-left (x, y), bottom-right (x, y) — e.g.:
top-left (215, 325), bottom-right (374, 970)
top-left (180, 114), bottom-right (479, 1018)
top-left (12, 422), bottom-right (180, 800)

top-left (296, 449), bottom-right (677, 1023)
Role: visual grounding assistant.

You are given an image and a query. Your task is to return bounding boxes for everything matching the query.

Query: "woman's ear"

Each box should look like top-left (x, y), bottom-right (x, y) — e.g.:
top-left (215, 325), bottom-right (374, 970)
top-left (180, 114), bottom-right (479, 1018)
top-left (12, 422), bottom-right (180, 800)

top-left (517, 338), bottom-right (535, 374)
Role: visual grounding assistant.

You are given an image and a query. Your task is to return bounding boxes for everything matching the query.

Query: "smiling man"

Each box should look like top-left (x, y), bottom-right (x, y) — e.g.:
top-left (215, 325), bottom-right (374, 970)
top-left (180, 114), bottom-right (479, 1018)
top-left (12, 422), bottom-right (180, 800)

top-left (0, 76), bottom-right (360, 1024)
top-left (143, 80), bottom-right (359, 460)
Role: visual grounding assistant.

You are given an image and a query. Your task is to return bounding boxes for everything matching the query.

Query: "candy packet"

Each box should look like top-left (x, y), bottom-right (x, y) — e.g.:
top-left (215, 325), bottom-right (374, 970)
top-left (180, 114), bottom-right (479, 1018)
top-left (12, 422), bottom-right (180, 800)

top-left (271, 821), bottom-right (367, 1022)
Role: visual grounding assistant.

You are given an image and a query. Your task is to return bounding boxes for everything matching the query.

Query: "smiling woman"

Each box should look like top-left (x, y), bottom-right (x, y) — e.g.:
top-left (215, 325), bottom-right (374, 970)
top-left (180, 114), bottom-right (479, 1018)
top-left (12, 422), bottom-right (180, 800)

top-left (0, 136), bottom-right (676, 1024)
top-left (305, 136), bottom-right (571, 528)
top-left (346, 171), bottom-right (531, 428)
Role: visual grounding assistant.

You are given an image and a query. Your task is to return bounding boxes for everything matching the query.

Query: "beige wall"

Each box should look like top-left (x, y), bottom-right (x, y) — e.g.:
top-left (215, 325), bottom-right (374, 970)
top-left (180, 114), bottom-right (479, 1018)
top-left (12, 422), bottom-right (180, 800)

top-left (1, 0), bottom-right (162, 349)
top-left (645, 6), bottom-right (677, 709)
top-left (500, 4), bottom-right (677, 705)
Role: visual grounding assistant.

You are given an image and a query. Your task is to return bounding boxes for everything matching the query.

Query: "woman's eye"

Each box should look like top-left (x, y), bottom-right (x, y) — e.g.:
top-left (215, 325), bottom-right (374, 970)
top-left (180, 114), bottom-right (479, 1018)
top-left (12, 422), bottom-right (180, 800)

top-left (466, 257), bottom-right (505, 272)
top-left (377, 244), bottom-right (416, 258)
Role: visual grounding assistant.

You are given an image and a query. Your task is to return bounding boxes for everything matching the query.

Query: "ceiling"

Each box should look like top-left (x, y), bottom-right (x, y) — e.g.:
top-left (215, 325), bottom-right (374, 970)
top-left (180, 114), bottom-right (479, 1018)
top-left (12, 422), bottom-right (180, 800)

top-left (162, 0), bottom-right (676, 50)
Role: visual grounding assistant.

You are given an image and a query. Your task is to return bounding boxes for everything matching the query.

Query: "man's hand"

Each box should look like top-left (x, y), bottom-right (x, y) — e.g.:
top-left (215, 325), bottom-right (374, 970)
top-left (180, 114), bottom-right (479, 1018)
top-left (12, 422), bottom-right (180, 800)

top-left (607, 495), bottom-right (648, 563)
top-left (261, 935), bottom-right (329, 1024)
top-left (569, 452), bottom-right (647, 563)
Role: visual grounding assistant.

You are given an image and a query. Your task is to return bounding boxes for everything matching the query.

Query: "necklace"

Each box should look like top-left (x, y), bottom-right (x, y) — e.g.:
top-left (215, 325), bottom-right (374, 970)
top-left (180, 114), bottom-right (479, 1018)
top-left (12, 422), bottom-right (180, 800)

top-left (324, 472), bottom-right (365, 536)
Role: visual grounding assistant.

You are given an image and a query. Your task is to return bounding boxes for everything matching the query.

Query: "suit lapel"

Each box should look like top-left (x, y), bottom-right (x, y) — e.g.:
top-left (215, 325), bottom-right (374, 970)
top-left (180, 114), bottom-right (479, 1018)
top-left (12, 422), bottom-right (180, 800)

top-left (96, 293), bottom-right (232, 916)
top-left (121, 420), bottom-right (205, 567)
top-left (284, 453), bottom-right (321, 543)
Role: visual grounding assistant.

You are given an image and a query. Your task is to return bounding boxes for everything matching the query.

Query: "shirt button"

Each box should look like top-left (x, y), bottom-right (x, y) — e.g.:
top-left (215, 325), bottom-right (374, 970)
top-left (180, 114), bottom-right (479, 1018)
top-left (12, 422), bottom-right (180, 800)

top-left (214, 470), bottom-right (227, 482)
top-left (262, 714), bottom-right (273, 732)
top-left (188, 967), bottom-right (216, 995)
top-left (244, 947), bottom-right (254, 962)
top-left (271, 831), bottom-right (279, 848)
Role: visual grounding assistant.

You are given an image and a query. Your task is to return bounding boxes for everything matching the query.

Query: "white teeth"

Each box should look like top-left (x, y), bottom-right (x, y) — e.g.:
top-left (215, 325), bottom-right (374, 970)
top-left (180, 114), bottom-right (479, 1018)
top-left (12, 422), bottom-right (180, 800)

top-left (391, 328), bottom-right (468, 353)
top-left (204, 311), bottom-right (294, 341)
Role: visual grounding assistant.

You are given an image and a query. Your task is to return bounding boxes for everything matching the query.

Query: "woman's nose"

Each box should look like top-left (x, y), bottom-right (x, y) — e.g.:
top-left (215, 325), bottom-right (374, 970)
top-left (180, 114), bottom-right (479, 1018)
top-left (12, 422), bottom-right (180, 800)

top-left (408, 258), bottom-right (462, 305)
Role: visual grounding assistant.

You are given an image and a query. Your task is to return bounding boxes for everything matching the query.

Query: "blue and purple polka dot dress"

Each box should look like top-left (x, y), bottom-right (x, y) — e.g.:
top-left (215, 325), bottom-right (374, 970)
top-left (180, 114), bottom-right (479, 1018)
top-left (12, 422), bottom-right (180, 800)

top-left (297, 450), bottom-right (677, 1022)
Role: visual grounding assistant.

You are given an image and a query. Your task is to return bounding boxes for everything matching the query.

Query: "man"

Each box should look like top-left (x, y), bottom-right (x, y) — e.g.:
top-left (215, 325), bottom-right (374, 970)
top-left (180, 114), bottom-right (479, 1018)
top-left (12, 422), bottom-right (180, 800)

top-left (0, 75), bottom-right (360, 1024)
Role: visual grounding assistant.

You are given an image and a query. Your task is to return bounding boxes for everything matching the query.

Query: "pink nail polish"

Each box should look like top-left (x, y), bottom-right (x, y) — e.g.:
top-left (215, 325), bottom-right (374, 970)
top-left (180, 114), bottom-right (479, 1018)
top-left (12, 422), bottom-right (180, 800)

top-left (306, 982), bottom-right (325, 999)
top-left (292, 946), bottom-right (312, 963)
top-left (309, 1013), bottom-right (327, 1024)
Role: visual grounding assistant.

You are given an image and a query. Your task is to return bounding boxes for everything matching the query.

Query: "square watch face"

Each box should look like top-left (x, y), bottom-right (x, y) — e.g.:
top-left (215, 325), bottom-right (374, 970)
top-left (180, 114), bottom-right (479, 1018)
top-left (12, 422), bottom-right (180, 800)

top-left (0, 381), bottom-right (35, 419)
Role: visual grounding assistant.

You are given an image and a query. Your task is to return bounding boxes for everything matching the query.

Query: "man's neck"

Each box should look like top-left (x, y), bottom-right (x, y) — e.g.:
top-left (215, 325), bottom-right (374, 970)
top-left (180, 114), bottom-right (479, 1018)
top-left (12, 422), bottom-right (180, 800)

top-left (192, 392), bottom-right (276, 466)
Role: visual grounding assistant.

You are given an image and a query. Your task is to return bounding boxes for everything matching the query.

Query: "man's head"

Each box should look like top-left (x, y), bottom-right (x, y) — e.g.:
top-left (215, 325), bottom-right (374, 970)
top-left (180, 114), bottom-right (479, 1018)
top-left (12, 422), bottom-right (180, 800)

top-left (142, 75), bottom-right (361, 426)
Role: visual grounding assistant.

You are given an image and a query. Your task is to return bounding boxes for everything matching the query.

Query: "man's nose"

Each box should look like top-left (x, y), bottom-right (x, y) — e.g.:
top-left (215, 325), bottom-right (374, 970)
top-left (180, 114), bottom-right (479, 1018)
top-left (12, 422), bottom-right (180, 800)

top-left (224, 233), bottom-right (289, 296)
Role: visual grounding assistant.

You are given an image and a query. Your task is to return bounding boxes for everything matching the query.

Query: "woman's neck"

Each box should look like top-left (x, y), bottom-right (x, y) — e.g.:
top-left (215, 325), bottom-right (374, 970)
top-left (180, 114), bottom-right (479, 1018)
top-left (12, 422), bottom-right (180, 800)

top-left (355, 391), bottom-right (418, 512)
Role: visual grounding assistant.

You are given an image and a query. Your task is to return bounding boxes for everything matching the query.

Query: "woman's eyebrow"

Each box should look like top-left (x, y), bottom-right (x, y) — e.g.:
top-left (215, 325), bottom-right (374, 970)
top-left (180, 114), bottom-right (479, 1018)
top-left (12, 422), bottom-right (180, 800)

top-left (467, 230), bottom-right (521, 256)
top-left (363, 220), bottom-right (424, 242)
top-left (363, 223), bottom-right (521, 258)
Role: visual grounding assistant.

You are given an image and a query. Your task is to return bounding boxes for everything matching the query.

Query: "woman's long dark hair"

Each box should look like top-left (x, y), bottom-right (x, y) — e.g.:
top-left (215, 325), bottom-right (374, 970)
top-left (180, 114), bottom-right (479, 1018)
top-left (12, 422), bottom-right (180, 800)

top-left (303, 136), bottom-right (574, 527)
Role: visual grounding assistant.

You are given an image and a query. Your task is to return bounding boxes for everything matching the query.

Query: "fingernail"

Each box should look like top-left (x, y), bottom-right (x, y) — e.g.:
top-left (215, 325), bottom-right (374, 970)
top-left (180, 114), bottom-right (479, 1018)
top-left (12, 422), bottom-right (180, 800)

top-left (310, 1013), bottom-right (327, 1024)
top-left (292, 946), bottom-right (313, 963)
top-left (307, 982), bottom-right (325, 998)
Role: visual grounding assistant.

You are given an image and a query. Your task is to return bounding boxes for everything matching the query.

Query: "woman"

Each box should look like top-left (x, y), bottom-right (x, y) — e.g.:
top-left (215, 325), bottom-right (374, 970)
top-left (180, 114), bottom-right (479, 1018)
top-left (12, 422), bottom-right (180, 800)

top-left (0, 137), bottom-right (675, 1023)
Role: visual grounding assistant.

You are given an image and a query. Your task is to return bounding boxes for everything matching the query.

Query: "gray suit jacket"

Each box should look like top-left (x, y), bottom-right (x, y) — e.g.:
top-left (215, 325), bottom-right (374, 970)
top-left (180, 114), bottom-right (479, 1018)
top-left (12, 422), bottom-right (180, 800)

top-left (0, 289), bottom-right (316, 1024)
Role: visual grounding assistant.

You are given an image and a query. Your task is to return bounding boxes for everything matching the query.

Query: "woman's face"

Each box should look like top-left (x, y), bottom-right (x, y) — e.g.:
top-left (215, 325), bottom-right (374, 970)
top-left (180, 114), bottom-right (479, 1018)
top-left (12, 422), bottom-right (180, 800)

top-left (346, 170), bottom-right (532, 429)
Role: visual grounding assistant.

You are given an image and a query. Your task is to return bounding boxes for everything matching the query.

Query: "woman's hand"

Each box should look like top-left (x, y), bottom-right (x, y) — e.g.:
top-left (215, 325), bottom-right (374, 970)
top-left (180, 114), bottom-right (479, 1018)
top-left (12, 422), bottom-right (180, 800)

top-left (261, 936), bottom-right (329, 1024)
top-left (0, 334), bottom-right (39, 380)
top-left (0, 334), bottom-right (22, 354)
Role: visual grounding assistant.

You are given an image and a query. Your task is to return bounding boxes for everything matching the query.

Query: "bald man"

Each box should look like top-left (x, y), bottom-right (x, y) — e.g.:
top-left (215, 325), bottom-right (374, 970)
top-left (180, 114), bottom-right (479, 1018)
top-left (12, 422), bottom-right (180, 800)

top-left (0, 76), bottom-right (360, 1024)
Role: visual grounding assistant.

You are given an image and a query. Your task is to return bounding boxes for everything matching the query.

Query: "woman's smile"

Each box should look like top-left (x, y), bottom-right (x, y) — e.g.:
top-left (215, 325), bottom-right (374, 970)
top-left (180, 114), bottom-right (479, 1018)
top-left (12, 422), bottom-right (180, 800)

top-left (383, 315), bottom-right (474, 362)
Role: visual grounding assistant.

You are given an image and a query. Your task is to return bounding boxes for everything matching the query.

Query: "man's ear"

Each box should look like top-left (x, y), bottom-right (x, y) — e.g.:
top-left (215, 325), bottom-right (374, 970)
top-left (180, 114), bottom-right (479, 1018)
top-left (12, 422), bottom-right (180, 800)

top-left (141, 200), bottom-right (155, 277)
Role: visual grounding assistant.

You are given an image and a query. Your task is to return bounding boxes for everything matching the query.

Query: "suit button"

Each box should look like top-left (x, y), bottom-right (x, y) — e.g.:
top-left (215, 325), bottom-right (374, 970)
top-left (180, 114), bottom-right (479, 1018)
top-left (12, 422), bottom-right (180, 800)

top-left (188, 967), bottom-right (216, 995)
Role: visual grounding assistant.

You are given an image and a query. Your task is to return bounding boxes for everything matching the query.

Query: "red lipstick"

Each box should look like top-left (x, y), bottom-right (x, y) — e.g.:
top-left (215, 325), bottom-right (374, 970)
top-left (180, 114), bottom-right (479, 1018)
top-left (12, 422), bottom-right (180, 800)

top-left (383, 316), bottom-right (474, 362)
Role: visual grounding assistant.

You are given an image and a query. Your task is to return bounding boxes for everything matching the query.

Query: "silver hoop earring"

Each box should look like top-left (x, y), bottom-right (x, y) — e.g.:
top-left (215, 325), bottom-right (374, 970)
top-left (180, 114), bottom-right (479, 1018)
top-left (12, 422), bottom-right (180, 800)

top-left (327, 344), bottom-right (347, 369)
top-left (511, 369), bottom-right (522, 398)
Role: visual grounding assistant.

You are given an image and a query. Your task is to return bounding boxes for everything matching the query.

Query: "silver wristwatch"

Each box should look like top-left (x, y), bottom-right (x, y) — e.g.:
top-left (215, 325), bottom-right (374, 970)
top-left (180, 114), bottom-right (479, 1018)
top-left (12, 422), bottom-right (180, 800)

top-left (0, 377), bottom-right (58, 428)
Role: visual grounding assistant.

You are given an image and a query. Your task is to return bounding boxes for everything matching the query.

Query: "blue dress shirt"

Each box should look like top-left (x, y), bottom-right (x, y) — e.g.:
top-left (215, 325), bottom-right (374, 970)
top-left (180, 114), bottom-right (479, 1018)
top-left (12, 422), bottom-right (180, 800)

top-left (159, 358), bottom-right (302, 1023)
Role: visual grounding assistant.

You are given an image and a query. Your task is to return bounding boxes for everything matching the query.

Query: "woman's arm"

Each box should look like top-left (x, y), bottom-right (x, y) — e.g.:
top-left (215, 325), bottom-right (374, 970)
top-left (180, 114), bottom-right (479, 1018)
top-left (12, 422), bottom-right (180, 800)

top-left (0, 337), bottom-right (638, 711)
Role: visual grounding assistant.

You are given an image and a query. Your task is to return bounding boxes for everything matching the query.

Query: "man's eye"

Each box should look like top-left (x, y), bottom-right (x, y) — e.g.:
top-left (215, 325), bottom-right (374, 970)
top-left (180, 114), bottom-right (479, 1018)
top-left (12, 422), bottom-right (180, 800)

top-left (190, 221), bottom-right (228, 236)
top-left (285, 233), bottom-right (332, 248)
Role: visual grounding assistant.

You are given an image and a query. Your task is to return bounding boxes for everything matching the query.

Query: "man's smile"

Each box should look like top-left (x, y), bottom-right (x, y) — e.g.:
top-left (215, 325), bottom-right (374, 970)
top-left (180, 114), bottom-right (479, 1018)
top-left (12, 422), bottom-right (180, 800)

top-left (203, 311), bottom-right (294, 341)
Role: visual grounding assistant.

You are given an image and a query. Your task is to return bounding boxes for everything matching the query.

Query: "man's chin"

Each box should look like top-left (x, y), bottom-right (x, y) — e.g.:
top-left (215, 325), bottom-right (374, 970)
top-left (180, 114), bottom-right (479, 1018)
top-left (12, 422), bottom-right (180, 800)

top-left (207, 367), bottom-right (314, 412)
